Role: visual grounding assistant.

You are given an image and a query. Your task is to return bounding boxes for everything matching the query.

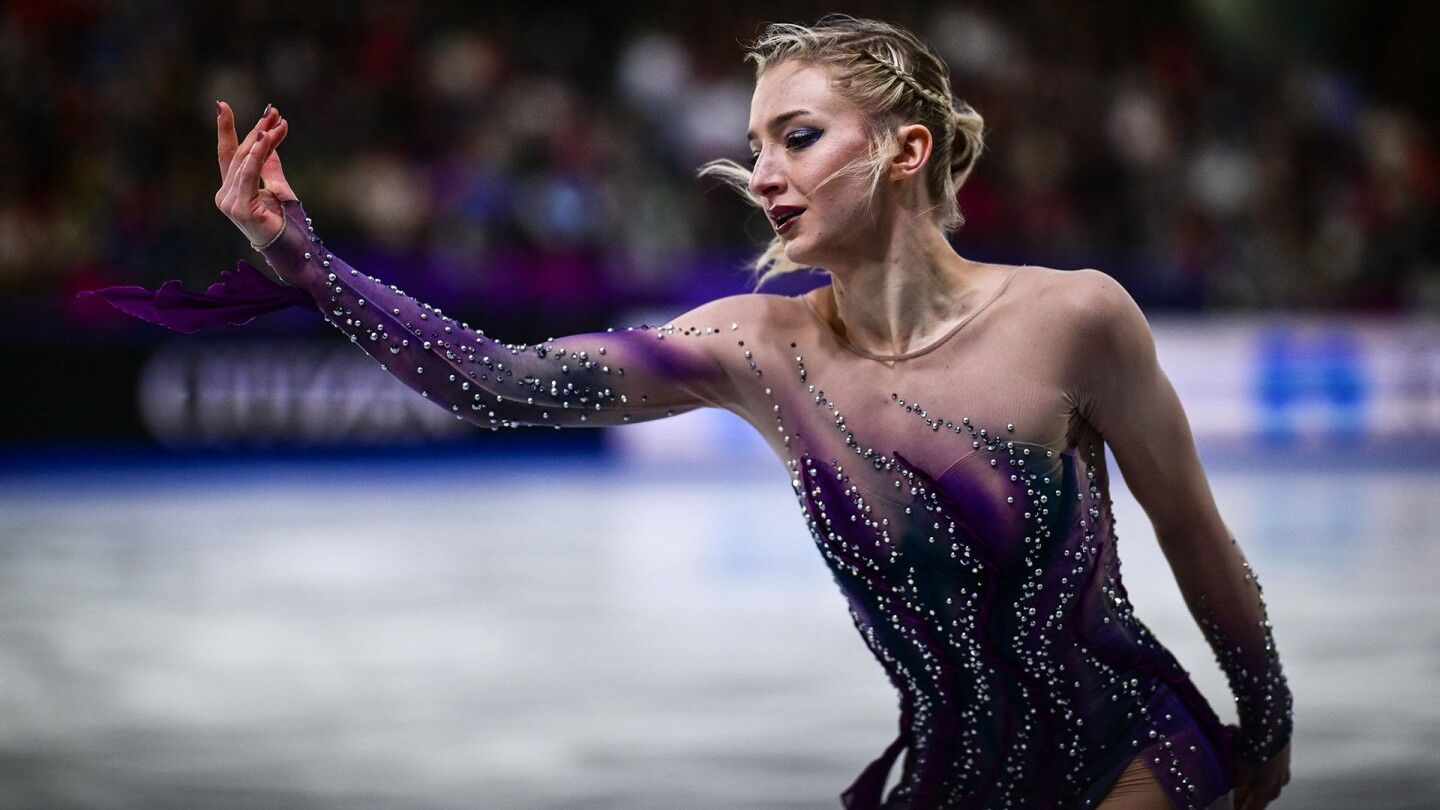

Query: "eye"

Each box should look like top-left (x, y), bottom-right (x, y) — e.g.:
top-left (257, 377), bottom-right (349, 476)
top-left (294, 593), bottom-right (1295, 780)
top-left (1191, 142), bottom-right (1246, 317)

top-left (785, 127), bottom-right (822, 149)
top-left (746, 128), bottom-right (823, 169)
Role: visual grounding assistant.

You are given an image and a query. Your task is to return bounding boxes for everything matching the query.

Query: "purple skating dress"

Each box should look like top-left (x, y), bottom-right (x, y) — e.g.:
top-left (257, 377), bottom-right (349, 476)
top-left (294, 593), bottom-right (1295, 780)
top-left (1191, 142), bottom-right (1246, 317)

top-left (82, 199), bottom-right (1293, 808)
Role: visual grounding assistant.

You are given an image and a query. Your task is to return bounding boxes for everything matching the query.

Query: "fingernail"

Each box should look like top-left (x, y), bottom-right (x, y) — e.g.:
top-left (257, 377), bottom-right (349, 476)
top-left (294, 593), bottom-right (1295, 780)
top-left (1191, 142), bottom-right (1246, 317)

top-left (215, 100), bottom-right (221, 116)
top-left (264, 103), bottom-right (273, 115)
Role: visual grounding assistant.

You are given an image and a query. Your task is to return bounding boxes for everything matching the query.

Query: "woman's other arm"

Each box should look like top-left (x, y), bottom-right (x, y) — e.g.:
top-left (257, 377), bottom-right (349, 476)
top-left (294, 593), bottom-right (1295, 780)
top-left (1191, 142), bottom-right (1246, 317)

top-left (1063, 270), bottom-right (1293, 810)
top-left (215, 103), bottom-right (743, 429)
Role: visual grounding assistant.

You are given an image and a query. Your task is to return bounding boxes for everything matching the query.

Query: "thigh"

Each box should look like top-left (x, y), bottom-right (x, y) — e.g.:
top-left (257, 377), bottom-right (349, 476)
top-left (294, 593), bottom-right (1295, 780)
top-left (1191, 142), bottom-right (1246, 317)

top-left (1096, 755), bottom-right (1171, 810)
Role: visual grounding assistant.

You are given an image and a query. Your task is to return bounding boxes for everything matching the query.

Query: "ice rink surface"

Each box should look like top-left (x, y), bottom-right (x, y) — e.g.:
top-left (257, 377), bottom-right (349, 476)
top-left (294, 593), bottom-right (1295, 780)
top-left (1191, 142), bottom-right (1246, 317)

top-left (1, 452), bottom-right (1437, 808)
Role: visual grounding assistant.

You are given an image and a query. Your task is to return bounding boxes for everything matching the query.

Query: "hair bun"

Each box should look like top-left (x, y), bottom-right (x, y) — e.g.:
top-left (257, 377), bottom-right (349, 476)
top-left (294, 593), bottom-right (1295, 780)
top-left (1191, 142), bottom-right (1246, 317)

top-left (949, 101), bottom-right (985, 187)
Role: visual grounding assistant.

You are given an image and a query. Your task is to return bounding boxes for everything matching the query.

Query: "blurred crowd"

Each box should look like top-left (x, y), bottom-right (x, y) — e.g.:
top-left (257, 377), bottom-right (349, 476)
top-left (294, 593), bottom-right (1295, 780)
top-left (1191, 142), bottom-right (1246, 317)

top-left (4, 0), bottom-right (1437, 343)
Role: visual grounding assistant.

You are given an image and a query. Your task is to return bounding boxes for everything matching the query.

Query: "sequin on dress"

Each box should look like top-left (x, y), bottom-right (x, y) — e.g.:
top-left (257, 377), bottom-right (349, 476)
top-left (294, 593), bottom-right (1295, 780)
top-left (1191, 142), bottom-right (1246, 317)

top-left (82, 199), bottom-right (1293, 809)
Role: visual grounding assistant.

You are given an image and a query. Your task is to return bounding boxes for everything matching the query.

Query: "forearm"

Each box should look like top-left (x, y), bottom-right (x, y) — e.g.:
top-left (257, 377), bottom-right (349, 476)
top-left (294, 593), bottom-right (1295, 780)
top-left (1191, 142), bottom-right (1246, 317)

top-left (255, 200), bottom-right (727, 429)
top-left (1161, 525), bottom-right (1294, 763)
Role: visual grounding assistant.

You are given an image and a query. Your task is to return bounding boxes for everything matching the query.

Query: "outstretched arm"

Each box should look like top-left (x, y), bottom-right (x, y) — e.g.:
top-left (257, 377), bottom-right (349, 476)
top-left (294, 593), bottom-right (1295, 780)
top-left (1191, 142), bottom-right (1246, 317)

top-left (260, 199), bottom-right (740, 428)
top-left (214, 102), bottom-right (742, 430)
top-left (1064, 270), bottom-right (1293, 807)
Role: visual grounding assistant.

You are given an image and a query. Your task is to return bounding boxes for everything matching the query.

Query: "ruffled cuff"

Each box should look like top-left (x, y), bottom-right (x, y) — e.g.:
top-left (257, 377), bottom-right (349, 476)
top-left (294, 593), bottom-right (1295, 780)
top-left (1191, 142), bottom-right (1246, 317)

top-left (77, 258), bottom-right (315, 334)
top-left (77, 201), bottom-right (327, 333)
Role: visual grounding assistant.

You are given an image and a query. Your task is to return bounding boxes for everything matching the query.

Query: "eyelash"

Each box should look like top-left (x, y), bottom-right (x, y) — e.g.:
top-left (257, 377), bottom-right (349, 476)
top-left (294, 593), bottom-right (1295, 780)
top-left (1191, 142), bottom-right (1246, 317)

top-left (749, 128), bottom-right (822, 167)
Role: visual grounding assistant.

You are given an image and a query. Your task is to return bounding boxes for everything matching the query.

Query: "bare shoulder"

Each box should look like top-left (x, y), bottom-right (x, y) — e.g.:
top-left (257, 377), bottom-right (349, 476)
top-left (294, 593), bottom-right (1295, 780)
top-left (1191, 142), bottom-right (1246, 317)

top-left (667, 291), bottom-right (809, 339)
top-left (1010, 266), bottom-right (1144, 338)
top-left (1014, 265), bottom-right (1130, 315)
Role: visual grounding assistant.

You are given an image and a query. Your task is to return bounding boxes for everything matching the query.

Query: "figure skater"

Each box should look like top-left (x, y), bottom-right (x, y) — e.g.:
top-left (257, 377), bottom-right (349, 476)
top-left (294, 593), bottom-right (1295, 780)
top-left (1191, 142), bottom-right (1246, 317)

top-left (83, 15), bottom-right (1292, 810)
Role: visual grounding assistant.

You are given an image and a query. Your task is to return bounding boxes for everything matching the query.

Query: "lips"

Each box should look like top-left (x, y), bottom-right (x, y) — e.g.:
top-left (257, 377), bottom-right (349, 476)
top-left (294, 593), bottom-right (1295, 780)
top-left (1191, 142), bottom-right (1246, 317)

top-left (769, 205), bottom-right (805, 233)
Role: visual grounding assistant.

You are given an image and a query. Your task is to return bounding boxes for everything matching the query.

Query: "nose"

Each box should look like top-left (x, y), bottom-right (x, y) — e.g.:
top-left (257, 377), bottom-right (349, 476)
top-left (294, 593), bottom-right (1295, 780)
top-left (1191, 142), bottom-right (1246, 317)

top-left (747, 149), bottom-right (785, 199)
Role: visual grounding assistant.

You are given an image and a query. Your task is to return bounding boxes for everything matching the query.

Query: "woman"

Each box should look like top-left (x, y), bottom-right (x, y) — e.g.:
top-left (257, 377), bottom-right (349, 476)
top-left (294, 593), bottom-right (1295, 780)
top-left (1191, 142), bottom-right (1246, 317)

top-left (96, 15), bottom-right (1292, 810)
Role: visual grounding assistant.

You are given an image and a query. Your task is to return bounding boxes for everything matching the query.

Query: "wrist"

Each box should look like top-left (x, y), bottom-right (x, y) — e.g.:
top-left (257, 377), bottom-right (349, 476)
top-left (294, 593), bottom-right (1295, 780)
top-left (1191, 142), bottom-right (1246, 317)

top-left (249, 215), bottom-right (287, 251)
top-left (1235, 699), bottom-right (1294, 765)
top-left (255, 200), bottom-right (318, 287)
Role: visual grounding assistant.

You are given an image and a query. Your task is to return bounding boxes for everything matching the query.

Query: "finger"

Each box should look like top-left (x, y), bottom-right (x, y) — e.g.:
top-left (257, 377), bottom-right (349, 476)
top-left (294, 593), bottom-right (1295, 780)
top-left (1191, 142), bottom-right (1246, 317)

top-left (227, 107), bottom-right (278, 185)
top-left (248, 124), bottom-right (284, 195)
top-left (221, 110), bottom-right (276, 208)
top-left (263, 117), bottom-right (289, 162)
top-left (225, 106), bottom-right (280, 187)
top-left (216, 101), bottom-right (239, 181)
top-left (223, 151), bottom-right (252, 212)
top-left (259, 121), bottom-right (289, 191)
top-left (259, 120), bottom-right (296, 200)
top-left (237, 131), bottom-right (269, 195)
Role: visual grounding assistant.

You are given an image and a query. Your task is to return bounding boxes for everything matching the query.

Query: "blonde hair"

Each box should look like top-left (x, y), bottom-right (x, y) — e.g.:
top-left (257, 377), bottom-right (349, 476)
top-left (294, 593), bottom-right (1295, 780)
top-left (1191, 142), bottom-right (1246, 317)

top-left (697, 14), bottom-right (986, 290)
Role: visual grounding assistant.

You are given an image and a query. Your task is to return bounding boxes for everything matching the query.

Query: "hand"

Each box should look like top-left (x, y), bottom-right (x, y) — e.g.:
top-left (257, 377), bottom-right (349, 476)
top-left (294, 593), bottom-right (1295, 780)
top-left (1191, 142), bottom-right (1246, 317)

top-left (214, 101), bottom-right (296, 247)
top-left (1233, 740), bottom-right (1290, 810)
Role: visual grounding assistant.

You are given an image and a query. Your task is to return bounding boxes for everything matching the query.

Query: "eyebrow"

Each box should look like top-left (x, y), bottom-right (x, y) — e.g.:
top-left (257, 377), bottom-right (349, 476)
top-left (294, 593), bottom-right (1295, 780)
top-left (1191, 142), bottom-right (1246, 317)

top-left (746, 109), bottom-right (812, 145)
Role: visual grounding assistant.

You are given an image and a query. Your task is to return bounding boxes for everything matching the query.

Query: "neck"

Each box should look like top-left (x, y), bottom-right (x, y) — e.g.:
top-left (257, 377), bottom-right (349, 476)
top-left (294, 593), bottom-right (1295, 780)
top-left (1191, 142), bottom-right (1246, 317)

top-left (820, 215), bottom-right (991, 357)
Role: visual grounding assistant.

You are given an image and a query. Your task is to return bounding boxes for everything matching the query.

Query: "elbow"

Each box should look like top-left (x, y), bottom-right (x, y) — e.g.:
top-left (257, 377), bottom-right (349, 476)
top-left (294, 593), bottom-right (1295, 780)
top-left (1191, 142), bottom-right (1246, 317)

top-left (1152, 513), bottom-right (1233, 560)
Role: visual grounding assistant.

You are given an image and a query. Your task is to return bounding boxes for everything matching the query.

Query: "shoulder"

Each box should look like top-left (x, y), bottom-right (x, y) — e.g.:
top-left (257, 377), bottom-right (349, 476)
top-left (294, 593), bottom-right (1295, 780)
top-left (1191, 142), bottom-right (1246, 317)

top-left (665, 292), bottom-right (811, 344)
top-left (1017, 266), bottom-right (1137, 319)
top-left (1018, 266), bottom-right (1151, 345)
top-left (1011, 266), bottom-right (1161, 394)
top-left (672, 291), bottom-right (798, 324)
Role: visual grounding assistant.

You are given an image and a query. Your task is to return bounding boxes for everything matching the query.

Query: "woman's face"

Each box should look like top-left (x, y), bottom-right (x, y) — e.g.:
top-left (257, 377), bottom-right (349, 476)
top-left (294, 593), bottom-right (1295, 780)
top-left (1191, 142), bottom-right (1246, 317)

top-left (747, 61), bottom-right (881, 268)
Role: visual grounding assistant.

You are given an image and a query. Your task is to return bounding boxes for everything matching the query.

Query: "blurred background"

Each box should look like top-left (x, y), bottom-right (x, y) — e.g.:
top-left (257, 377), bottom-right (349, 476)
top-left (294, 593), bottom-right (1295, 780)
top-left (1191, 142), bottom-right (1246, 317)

top-left (2, 1), bottom-right (1438, 807)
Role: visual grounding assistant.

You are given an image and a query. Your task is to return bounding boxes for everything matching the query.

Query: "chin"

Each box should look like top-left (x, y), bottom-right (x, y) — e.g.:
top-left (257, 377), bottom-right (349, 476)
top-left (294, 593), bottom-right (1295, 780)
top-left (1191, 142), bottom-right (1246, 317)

top-left (783, 236), bottom-right (833, 269)
top-left (780, 229), bottom-right (816, 262)
top-left (783, 212), bottom-right (866, 268)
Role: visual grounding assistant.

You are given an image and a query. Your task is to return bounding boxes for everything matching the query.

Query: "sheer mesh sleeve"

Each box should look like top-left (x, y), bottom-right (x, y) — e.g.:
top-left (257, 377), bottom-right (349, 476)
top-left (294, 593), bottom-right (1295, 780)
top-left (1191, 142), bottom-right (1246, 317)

top-left (256, 199), bottom-right (742, 429)
top-left (1064, 269), bottom-right (1295, 765)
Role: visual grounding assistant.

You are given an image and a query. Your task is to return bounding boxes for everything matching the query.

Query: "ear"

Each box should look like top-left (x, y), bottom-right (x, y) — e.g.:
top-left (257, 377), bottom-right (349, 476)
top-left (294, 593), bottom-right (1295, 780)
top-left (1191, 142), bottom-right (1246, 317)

top-left (888, 123), bottom-right (933, 182)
